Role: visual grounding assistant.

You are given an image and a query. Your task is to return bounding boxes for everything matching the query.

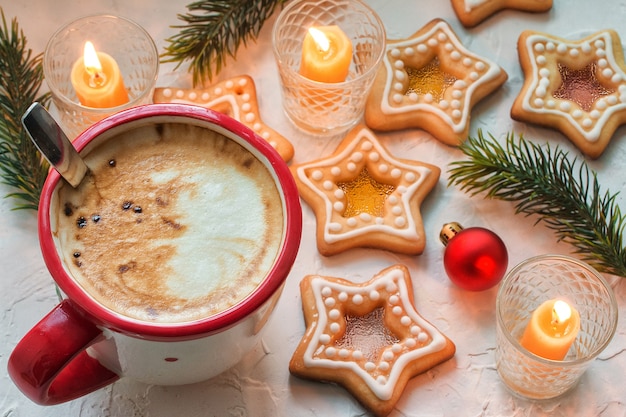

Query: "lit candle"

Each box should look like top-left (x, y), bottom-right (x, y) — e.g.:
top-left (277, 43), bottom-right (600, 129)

top-left (300, 25), bottom-right (352, 83)
top-left (70, 41), bottom-right (129, 108)
top-left (520, 299), bottom-right (580, 360)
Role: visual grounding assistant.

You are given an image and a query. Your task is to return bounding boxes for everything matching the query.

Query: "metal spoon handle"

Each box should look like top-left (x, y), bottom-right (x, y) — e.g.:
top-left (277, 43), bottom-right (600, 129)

top-left (22, 102), bottom-right (88, 188)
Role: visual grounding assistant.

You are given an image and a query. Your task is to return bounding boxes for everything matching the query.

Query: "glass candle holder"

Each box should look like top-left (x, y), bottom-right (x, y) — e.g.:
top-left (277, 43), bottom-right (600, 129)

top-left (43, 14), bottom-right (158, 138)
top-left (495, 254), bottom-right (618, 400)
top-left (272, 0), bottom-right (386, 136)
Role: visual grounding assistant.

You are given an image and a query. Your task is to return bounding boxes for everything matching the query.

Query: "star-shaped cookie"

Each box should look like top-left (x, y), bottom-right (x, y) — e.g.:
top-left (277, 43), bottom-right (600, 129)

top-left (289, 264), bottom-right (456, 417)
top-left (153, 75), bottom-right (294, 162)
top-left (364, 19), bottom-right (507, 146)
top-left (290, 125), bottom-right (440, 256)
top-left (450, 0), bottom-right (553, 28)
top-left (511, 30), bottom-right (626, 158)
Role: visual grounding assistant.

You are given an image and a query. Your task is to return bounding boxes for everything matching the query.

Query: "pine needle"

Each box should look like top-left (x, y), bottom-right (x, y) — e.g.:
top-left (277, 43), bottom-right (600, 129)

top-left (448, 130), bottom-right (626, 277)
top-left (0, 9), bottom-right (50, 210)
top-left (161, 0), bottom-right (287, 86)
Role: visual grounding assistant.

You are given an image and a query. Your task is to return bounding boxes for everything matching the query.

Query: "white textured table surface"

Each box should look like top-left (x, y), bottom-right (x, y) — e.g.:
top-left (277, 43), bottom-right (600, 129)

top-left (2, 1), bottom-right (626, 416)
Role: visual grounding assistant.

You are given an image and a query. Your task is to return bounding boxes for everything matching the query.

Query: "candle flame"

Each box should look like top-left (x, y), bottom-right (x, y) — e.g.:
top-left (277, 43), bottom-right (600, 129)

top-left (551, 300), bottom-right (572, 326)
top-left (83, 41), bottom-right (106, 87)
top-left (83, 42), bottom-right (102, 74)
top-left (308, 27), bottom-right (330, 53)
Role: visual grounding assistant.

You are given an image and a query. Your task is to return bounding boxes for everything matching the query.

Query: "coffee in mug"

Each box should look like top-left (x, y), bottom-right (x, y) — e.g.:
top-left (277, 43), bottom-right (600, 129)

top-left (55, 122), bottom-right (284, 323)
top-left (8, 105), bottom-right (302, 405)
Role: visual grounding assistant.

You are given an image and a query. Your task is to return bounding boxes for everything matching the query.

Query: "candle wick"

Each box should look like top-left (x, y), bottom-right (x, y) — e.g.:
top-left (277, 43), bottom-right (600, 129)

top-left (551, 316), bottom-right (572, 337)
top-left (87, 69), bottom-right (107, 88)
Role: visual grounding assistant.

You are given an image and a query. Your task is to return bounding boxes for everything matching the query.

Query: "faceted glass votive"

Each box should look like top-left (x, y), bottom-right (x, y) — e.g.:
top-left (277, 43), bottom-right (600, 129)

top-left (272, 0), bottom-right (386, 136)
top-left (495, 255), bottom-right (618, 400)
top-left (44, 14), bottom-right (158, 138)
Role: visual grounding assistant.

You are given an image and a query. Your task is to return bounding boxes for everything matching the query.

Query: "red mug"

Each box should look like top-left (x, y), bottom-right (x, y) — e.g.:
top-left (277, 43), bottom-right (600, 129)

top-left (8, 104), bottom-right (302, 405)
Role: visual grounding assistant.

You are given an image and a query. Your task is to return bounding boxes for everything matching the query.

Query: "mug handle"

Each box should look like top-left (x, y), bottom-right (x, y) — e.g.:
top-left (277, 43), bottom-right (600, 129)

top-left (8, 299), bottom-right (119, 405)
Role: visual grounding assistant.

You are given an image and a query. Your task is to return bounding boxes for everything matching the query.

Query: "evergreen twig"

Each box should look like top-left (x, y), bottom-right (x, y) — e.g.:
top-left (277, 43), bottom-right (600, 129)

top-left (161, 0), bottom-right (286, 86)
top-left (0, 9), bottom-right (50, 211)
top-left (448, 130), bottom-right (626, 277)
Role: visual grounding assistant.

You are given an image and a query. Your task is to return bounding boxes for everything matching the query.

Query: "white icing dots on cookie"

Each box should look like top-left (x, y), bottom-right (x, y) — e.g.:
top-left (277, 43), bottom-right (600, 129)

top-left (153, 76), bottom-right (294, 162)
top-left (301, 267), bottom-right (450, 401)
top-left (520, 31), bottom-right (626, 143)
top-left (377, 18), bottom-right (505, 138)
top-left (395, 217), bottom-right (407, 227)
top-left (292, 125), bottom-right (440, 255)
top-left (311, 170), bottom-right (323, 181)
top-left (298, 129), bottom-right (434, 245)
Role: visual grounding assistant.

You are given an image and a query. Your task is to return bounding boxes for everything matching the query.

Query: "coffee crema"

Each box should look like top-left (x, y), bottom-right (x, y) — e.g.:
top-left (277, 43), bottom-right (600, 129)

top-left (54, 122), bottom-right (284, 323)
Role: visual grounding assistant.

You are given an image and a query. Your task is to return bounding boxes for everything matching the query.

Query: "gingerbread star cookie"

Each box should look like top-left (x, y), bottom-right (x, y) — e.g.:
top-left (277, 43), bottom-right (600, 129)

top-left (290, 125), bottom-right (440, 256)
top-left (511, 30), bottom-right (626, 159)
top-left (364, 19), bottom-right (508, 146)
top-left (451, 0), bottom-right (553, 28)
top-left (154, 75), bottom-right (294, 162)
top-left (289, 264), bottom-right (456, 417)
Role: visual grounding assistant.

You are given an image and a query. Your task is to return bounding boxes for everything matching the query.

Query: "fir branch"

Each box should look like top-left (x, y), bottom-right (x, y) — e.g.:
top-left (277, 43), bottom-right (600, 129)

top-left (448, 130), bottom-right (626, 277)
top-left (161, 0), bottom-right (287, 86)
top-left (0, 9), bottom-right (50, 211)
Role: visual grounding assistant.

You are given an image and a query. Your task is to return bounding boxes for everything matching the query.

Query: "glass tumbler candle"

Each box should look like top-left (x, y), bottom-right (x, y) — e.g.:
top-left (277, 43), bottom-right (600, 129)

top-left (272, 0), bottom-right (386, 136)
top-left (495, 254), bottom-right (618, 400)
top-left (44, 15), bottom-right (158, 138)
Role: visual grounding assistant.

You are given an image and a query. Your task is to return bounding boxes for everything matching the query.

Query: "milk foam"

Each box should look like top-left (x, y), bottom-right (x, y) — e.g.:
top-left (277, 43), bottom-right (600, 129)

top-left (54, 123), bottom-right (284, 323)
top-left (159, 167), bottom-right (273, 299)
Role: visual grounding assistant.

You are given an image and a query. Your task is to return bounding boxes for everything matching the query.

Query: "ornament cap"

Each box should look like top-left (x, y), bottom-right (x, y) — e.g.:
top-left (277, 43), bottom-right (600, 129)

top-left (440, 222), bottom-right (464, 246)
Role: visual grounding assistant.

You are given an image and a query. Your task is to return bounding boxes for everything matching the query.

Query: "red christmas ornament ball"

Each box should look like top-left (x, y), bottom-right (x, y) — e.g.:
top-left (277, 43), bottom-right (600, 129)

top-left (440, 223), bottom-right (508, 291)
